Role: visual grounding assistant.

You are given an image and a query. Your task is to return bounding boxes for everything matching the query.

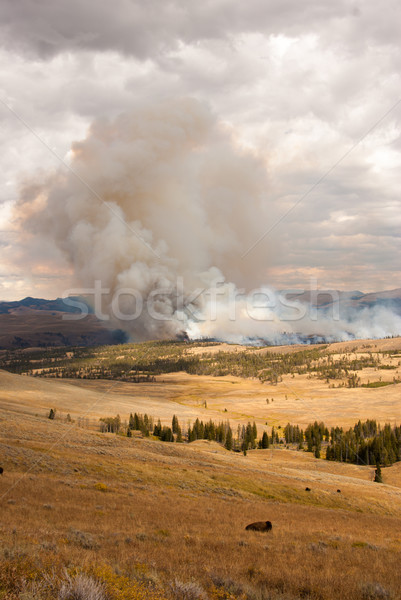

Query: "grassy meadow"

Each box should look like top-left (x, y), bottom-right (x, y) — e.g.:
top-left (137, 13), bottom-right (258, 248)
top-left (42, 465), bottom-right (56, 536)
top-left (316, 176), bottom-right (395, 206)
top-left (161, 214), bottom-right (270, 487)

top-left (1, 337), bottom-right (401, 599)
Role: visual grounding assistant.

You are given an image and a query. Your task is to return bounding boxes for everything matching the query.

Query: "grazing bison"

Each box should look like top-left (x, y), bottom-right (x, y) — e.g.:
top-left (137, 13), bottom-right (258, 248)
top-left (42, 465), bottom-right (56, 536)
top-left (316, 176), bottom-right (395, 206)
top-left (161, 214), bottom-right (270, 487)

top-left (0, 467), bottom-right (3, 475)
top-left (245, 521), bottom-right (272, 532)
top-left (337, 489), bottom-right (341, 493)
top-left (305, 487), bottom-right (311, 491)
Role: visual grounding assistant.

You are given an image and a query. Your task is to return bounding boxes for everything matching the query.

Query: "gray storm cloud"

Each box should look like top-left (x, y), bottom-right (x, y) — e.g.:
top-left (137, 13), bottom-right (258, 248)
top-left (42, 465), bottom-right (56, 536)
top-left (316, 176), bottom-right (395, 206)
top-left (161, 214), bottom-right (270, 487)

top-left (2, 0), bottom-right (399, 60)
top-left (17, 97), bottom-right (401, 344)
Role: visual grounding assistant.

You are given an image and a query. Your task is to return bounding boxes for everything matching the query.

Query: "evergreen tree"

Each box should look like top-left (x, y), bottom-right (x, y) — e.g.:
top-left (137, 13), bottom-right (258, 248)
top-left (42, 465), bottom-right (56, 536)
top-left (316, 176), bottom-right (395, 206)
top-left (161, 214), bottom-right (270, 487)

top-left (298, 429), bottom-right (304, 449)
top-left (115, 414), bottom-right (121, 433)
top-left (176, 425), bottom-right (183, 443)
top-left (270, 426), bottom-right (275, 445)
top-left (134, 413), bottom-right (140, 430)
top-left (160, 426), bottom-right (174, 442)
top-left (374, 463), bottom-right (383, 483)
top-left (225, 427), bottom-right (233, 451)
top-left (187, 425), bottom-right (197, 442)
top-left (153, 419), bottom-right (162, 437)
top-left (172, 414), bottom-right (179, 434)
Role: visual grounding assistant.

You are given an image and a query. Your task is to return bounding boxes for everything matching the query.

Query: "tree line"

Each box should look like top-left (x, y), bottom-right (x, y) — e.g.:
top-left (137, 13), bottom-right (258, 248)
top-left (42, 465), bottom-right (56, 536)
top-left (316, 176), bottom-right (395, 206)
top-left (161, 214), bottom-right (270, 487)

top-left (98, 412), bottom-right (400, 473)
top-left (325, 419), bottom-right (401, 467)
top-left (100, 412), bottom-right (263, 455)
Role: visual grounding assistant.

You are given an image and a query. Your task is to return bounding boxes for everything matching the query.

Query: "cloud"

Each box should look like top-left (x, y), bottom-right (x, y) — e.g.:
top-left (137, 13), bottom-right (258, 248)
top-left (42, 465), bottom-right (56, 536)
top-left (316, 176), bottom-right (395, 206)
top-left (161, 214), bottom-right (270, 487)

top-left (3, 0), bottom-right (401, 61)
top-left (0, 0), bottom-right (400, 303)
top-left (0, 1), bottom-right (344, 59)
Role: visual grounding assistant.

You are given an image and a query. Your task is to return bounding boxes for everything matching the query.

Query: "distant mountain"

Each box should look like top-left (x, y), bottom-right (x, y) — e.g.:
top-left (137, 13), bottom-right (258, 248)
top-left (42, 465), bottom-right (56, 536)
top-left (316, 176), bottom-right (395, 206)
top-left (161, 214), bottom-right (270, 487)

top-left (284, 289), bottom-right (362, 305)
top-left (348, 288), bottom-right (401, 313)
top-left (0, 296), bottom-right (126, 350)
top-left (0, 296), bottom-right (93, 315)
top-left (284, 288), bottom-right (401, 315)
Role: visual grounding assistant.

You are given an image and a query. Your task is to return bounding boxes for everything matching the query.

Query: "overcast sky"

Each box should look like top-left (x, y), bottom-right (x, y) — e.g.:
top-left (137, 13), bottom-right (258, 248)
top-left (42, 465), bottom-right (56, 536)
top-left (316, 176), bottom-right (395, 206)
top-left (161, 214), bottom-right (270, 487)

top-left (1, 0), bottom-right (401, 300)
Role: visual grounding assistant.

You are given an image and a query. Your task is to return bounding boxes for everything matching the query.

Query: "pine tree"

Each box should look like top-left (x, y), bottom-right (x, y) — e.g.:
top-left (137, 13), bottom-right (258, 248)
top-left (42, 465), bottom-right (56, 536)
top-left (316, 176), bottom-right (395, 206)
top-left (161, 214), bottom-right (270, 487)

top-left (188, 426), bottom-right (197, 442)
top-left (153, 419), bottom-right (162, 437)
top-left (160, 426), bottom-right (173, 442)
top-left (374, 462), bottom-right (383, 483)
top-left (176, 426), bottom-right (183, 443)
top-left (172, 414), bottom-right (179, 434)
top-left (225, 427), bottom-right (233, 451)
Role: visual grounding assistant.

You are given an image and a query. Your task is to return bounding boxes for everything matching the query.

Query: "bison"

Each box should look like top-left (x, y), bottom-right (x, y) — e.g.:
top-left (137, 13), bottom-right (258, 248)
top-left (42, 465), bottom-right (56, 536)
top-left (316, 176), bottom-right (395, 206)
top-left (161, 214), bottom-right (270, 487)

top-left (245, 521), bottom-right (272, 532)
top-left (0, 467), bottom-right (3, 475)
top-left (337, 489), bottom-right (341, 493)
top-left (305, 487), bottom-right (311, 491)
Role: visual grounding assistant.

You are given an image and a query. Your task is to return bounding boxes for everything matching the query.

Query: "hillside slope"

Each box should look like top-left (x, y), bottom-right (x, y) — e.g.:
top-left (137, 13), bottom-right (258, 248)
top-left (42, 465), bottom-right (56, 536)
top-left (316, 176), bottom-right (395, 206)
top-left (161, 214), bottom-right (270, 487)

top-left (1, 401), bottom-right (401, 600)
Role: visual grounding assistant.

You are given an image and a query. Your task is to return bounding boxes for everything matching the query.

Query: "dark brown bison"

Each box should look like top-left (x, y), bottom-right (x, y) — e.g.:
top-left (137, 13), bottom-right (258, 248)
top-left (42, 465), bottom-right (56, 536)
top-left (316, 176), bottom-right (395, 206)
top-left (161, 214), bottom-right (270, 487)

top-left (305, 487), bottom-right (311, 491)
top-left (337, 489), bottom-right (341, 493)
top-left (0, 467), bottom-right (3, 475)
top-left (245, 521), bottom-right (272, 532)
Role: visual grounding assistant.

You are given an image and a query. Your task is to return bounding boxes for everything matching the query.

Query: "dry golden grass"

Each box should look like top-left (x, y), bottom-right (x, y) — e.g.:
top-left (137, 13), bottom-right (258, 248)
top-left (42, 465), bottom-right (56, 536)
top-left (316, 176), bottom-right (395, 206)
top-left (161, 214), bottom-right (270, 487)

top-left (2, 363), bottom-right (400, 430)
top-left (2, 335), bottom-right (401, 430)
top-left (1, 402), bottom-right (401, 600)
top-left (1, 337), bottom-right (401, 599)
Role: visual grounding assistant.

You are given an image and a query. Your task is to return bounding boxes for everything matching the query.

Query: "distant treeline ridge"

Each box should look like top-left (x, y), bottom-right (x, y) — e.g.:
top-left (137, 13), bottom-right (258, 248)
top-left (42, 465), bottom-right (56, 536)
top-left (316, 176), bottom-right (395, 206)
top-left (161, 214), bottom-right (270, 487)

top-left (97, 412), bottom-right (401, 468)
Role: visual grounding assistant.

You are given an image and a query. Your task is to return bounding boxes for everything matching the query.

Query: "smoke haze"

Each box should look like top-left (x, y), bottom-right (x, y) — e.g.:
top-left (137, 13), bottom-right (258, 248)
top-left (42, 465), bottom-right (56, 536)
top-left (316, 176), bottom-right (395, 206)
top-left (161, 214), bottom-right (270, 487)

top-left (17, 98), bottom-right (401, 344)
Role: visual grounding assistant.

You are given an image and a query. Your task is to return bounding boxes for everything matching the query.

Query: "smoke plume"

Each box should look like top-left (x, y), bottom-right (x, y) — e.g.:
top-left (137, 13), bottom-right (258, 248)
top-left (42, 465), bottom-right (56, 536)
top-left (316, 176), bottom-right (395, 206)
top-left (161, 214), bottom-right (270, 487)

top-left (17, 98), bottom-right (401, 344)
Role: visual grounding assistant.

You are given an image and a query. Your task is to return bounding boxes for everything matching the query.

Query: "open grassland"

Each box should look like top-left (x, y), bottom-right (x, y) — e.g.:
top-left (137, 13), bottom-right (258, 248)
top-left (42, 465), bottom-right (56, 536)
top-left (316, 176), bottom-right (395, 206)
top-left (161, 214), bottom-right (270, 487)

top-left (1, 337), bottom-right (401, 599)
top-left (1, 366), bottom-right (400, 429)
top-left (1, 394), bottom-right (401, 598)
top-left (1, 336), bottom-right (401, 429)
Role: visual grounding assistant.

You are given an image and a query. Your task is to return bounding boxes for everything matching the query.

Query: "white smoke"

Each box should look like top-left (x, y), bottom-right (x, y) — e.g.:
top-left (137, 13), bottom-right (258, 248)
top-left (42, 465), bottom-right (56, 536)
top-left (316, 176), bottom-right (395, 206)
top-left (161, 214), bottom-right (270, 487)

top-left (187, 282), bottom-right (401, 344)
top-left (17, 98), bottom-right (401, 344)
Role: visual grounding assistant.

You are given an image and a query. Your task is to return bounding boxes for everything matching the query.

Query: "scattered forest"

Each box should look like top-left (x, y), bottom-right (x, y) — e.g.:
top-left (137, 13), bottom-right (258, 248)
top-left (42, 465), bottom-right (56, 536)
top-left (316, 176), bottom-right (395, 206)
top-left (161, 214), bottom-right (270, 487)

top-left (62, 407), bottom-right (401, 473)
top-left (2, 340), bottom-right (401, 388)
